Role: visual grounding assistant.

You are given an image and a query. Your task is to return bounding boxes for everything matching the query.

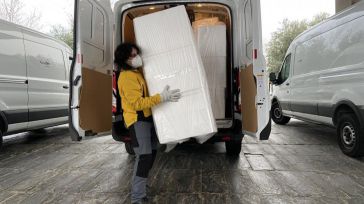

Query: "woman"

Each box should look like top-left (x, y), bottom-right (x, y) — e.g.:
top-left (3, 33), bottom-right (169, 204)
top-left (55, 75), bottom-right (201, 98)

top-left (114, 43), bottom-right (181, 204)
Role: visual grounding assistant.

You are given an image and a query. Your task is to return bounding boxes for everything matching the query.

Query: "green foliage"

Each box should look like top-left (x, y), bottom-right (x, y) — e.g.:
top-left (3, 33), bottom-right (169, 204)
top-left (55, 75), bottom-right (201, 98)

top-left (267, 13), bottom-right (330, 73)
top-left (49, 24), bottom-right (73, 48)
top-left (309, 13), bottom-right (331, 27)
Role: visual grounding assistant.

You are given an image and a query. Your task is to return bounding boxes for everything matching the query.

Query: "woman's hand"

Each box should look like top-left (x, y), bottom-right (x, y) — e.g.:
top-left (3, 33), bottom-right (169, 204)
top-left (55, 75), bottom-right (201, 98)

top-left (160, 85), bottom-right (181, 102)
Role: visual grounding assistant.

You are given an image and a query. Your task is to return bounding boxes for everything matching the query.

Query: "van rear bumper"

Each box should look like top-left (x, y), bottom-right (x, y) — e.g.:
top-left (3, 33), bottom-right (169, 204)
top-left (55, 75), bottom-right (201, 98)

top-left (207, 132), bottom-right (244, 143)
top-left (207, 119), bottom-right (243, 143)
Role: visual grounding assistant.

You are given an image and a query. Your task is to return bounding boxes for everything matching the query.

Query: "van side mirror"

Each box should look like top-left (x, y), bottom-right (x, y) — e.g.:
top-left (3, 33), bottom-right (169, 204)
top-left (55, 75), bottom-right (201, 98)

top-left (269, 72), bottom-right (278, 85)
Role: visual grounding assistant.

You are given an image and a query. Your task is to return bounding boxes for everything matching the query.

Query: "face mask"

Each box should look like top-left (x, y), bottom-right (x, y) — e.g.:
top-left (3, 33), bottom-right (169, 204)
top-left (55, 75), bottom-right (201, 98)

top-left (129, 55), bottom-right (143, 69)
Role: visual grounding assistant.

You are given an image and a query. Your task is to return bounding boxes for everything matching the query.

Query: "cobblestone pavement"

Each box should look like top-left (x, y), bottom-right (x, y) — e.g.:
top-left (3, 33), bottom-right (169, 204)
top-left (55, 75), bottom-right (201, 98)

top-left (1, 120), bottom-right (364, 204)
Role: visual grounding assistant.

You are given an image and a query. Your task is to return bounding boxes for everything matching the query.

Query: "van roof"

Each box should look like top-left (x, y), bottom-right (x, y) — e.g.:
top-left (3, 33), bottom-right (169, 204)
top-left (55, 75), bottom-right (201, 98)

top-left (113, 0), bottom-right (236, 11)
top-left (0, 18), bottom-right (72, 51)
top-left (290, 1), bottom-right (364, 49)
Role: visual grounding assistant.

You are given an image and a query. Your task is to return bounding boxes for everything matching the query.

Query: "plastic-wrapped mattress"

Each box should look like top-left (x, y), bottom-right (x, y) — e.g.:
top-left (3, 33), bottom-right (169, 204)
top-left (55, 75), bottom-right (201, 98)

top-left (193, 18), bottom-right (227, 119)
top-left (133, 6), bottom-right (217, 144)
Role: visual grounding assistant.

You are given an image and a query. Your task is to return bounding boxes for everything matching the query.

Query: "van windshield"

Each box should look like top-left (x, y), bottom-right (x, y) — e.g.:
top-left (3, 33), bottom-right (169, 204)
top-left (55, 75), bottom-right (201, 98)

top-left (279, 54), bottom-right (291, 84)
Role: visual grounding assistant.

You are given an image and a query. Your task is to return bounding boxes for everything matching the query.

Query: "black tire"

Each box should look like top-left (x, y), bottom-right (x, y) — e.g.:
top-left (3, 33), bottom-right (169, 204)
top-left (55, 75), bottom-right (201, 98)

top-left (271, 102), bottom-right (291, 125)
top-left (337, 113), bottom-right (364, 157)
top-left (125, 142), bottom-right (135, 155)
top-left (159, 144), bottom-right (167, 153)
top-left (225, 139), bottom-right (242, 156)
top-left (0, 129), bottom-right (3, 150)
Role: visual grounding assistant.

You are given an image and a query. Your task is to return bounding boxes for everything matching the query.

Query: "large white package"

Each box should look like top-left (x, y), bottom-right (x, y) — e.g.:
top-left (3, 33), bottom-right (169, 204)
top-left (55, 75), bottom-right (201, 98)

top-left (192, 17), bottom-right (219, 27)
top-left (133, 6), bottom-right (217, 144)
top-left (193, 19), bottom-right (227, 119)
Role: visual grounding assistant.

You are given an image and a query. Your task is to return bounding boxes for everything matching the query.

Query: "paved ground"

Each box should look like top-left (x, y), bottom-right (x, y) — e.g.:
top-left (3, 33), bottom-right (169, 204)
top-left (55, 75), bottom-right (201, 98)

top-left (1, 120), bottom-right (364, 204)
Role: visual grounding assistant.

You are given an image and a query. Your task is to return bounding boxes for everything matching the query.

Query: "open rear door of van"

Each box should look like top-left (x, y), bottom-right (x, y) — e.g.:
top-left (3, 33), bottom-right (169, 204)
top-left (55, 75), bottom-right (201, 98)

top-left (238, 0), bottom-right (271, 140)
top-left (70, 0), bottom-right (114, 140)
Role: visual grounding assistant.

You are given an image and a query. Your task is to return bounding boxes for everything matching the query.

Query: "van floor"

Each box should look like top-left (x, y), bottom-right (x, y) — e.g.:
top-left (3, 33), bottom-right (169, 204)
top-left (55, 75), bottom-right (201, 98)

top-left (0, 121), bottom-right (364, 203)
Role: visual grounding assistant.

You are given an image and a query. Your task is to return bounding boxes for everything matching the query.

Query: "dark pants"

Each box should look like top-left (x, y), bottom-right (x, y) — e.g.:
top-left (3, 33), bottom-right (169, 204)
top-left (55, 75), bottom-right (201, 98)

top-left (129, 121), bottom-right (158, 203)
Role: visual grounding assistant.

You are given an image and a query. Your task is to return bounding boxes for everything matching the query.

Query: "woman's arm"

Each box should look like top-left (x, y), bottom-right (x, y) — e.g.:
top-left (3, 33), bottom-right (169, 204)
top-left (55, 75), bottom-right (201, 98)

top-left (119, 77), bottom-right (161, 111)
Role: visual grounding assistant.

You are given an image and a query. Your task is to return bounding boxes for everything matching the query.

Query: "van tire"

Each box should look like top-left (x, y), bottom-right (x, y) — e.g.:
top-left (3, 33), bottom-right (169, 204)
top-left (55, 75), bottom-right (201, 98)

top-left (125, 142), bottom-right (135, 155)
top-left (271, 102), bottom-right (291, 125)
top-left (337, 113), bottom-right (364, 157)
top-left (0, 130), bottom-right (3, 149)
top-left (225, 139), bottom-right (242, 156)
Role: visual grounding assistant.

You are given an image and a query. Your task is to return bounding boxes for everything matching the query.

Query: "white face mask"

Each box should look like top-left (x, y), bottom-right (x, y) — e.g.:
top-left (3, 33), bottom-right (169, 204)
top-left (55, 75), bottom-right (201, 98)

top-left (129, 55), bottom-right (143, 69)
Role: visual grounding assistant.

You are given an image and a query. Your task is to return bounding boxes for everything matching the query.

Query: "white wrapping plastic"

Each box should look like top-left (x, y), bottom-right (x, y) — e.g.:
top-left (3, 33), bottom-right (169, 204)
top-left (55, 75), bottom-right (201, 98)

top-left (133, 6), bottom-right (217, 144)
top-left (192, 17), bottom-right (219, 27)
top-left (193, 19), bottom-right (227, 119)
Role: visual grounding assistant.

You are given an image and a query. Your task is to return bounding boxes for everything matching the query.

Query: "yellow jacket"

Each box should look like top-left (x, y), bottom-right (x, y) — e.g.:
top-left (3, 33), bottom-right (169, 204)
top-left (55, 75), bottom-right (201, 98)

top-left (118, 70), bottom-right (161, 128)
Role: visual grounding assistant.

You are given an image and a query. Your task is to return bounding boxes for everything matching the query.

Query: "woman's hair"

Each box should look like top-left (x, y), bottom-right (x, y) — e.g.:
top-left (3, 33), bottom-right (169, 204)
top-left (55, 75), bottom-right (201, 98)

top-left (114, 43), bottom-right (141, 71)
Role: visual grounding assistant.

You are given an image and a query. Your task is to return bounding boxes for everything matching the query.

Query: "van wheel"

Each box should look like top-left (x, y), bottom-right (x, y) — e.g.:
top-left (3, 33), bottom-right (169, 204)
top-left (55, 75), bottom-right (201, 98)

top-left (225, 139), bottom-right (242, 156)
top-left (0, 130), bottom-right (3, 149)
top-left (337, 113), bottom-right (364, 157)
top-left (271, 102), bottom-right (290, 125)
top-left (125, 142), bottom-right (135, 155)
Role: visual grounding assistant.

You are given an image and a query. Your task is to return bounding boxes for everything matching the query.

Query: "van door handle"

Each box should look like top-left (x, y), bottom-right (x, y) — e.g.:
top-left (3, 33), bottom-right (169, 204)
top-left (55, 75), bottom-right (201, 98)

top-left (286, 83), bottom-right (290, 86)
top-left (63, 85), bottom-right (69, 89)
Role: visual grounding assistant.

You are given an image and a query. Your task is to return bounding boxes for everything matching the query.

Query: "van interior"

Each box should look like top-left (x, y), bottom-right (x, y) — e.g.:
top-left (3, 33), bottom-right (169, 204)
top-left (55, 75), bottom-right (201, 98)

top-left (121, 3), bottom-right (233, 121)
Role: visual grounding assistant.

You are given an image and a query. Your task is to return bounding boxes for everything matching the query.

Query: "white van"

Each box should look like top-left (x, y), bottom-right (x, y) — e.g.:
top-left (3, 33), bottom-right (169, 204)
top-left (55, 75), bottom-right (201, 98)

top-left (70, 0), bottom-right (271, 155)
top-left (0, 19), bottom-right (72, 147)
top-left (270, 2), bottom-right (364, 157)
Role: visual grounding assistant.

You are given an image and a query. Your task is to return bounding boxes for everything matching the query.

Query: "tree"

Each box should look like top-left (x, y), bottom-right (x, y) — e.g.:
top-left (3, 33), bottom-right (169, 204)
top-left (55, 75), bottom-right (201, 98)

top-left (22, 8), bottom-right (42, 29)
top-left (266, 13), bottom-right (330, 73)
top-left (49, 24), bottom-right (73, 48)
top-left (309, 13), bottom-right (330, 27)
top-left (0, 0), bottom-right (42, 30)
top-left (49, 13), bottom-right (74, 48)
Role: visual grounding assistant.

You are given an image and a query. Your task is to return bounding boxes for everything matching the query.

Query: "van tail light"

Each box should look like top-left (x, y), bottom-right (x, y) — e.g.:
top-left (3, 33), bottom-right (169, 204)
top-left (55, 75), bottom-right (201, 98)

top-left (122, 136), bottom-right (131, 142)
top-left (222, 135), bottom-right (231, 141)
top-left (253, 49), bottom-right (258, 59)
top-left (77, 54), bottom-right (83, 64)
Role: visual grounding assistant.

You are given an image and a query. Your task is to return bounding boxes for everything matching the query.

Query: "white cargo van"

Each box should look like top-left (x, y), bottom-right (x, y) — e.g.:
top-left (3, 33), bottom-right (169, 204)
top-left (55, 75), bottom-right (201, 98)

top-left (0, 19), bottom-right (72, 147)
top-left (270, 2), bottom-right (364, 157)
top-left (70, 0), bottom-right (271, 155)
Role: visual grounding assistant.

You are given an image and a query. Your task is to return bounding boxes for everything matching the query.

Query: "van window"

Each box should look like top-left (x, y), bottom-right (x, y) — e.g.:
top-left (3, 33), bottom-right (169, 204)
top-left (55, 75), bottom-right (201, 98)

top-left (279, 54), bottom-right (291, 84)
top-left (24, 41), bottom-right (67, 81)
top-left (0, 27), bottom-right (27, 77)
top-left (294, 16), bottom-right (364, 75)
top-left (94, 8), bottom-right (105, 45)
top-left (80, 0), bottom-right (93, 39)
top-left (80, 0), bottom-right (107, 67)
top-left (244, 0), bottom-right (253, 61)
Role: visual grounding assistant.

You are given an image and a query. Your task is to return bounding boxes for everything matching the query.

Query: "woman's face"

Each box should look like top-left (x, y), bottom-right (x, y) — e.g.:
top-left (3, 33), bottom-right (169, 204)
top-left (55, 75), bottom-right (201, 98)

top-left (128, 48), bottom-right (138, 63)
